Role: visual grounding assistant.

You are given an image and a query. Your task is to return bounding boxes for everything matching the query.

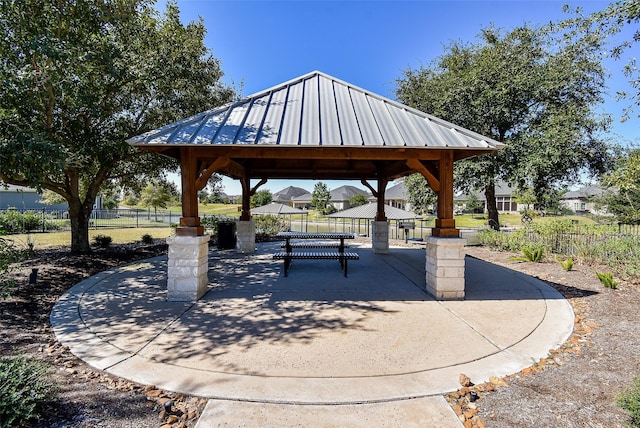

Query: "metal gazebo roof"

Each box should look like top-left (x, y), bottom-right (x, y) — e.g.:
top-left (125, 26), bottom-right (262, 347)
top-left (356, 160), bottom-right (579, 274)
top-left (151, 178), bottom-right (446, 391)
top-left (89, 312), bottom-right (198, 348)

top-left (250, 203), bottom-right (308, 215)
top-left (127, 70), bottom-right (504, 182)
top-left (328, 203), bottom-right (422, 220)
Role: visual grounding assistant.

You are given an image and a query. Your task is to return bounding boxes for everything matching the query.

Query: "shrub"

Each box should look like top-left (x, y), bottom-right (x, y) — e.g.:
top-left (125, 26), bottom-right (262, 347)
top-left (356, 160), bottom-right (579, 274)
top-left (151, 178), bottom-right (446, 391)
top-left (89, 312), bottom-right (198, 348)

top-left (140, 233), bottom-right (154, 244)
top-left (509, 245), bottom-right (544, 263)
top-left (595, 271), bottom-right (618, 289)
top-left (0, 355), bottom-right (58, 427)
top-left (254, 215), bottom-right (287, 241)
top-left (556, 256), bottom-right (574, 271)
top-left (617, 377), bottom-right (640, 427)
top-left (92, 234), bottom-right (112, 248)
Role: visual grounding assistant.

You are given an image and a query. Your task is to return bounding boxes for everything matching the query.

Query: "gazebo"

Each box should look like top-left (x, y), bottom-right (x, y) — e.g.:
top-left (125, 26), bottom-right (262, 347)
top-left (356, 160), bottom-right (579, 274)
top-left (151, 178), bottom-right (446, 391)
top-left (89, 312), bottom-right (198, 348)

top-left (127, 71), bottom-right (503, 301)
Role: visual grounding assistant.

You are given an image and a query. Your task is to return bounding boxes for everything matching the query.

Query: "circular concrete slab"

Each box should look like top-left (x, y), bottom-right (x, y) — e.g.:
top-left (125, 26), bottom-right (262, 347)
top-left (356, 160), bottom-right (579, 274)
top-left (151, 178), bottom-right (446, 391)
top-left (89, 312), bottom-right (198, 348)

top-left (51, 242), bottom-right (573, 405)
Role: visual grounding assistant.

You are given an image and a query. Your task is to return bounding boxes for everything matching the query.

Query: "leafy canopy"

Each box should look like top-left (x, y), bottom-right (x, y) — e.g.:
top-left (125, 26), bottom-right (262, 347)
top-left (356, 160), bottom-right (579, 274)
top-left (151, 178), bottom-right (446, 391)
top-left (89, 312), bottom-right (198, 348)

top-left (0, 0), bottom-right (234, 252)
top-left (396, 23), bottom-right (611, 228)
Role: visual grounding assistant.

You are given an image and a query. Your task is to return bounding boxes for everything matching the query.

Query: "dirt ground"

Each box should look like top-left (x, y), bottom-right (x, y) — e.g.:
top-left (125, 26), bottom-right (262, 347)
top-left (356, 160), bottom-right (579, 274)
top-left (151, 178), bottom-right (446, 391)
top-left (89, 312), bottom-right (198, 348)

top-left (1, 240), bottom-right (639, 427)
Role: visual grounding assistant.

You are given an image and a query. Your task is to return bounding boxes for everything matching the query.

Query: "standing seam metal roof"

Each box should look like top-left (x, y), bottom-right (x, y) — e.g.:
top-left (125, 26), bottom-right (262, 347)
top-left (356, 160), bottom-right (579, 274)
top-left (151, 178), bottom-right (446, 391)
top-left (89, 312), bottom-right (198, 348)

top-left (127, 71), bottom-right (503, 150)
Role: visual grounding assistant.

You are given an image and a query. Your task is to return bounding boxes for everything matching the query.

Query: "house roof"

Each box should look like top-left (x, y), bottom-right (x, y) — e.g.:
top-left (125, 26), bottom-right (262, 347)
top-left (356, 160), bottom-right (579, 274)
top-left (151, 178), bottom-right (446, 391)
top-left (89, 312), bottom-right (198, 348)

top-left (126, 71), bottom-right (504, 183)
top-left (330, 185), bottom-right (368, 201)
top-left (385, 181), bottom-right (407, 200)
top-left (328, 203), bottom-right (421, 220)
top-left (563, 185), bottom-right (606, 199)
top-left (272, 186), bottom-right (309, 202)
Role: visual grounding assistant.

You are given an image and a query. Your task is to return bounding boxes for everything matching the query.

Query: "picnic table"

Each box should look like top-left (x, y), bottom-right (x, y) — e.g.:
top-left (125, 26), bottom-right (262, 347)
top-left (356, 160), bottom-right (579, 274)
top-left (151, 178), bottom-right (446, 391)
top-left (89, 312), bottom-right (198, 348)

top-left (273, 232), bottom-right (359, 277)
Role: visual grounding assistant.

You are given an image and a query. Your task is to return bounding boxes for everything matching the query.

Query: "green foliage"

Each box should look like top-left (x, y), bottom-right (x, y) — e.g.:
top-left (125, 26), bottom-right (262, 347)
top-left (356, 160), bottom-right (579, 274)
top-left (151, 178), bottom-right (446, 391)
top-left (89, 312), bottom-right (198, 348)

top-left (617, 377), bottom-right (640, 427)
top-left (250, 190), bottom-right (273, 208)
top-left (0, 355), bottom-right (58, 427)
top-left (404, 174), bottom-right (436, 216)
top-left (140, 233), bottom-right (154, 244)
top-left (0, 237), bottom-right (27, 298)
top-left (0, 210), bottom-right (59, 233)
top-left (92, 234), bottom-right (113, 248)
top-left (253, 215), bottom-right (287, 241)
top-left (509, 245), bottom-right (544, 263)
top-left (349, 194), bottom-right (368, 207)
top-left (556, 256), bottom-right (574, 271)
top-left (311, 182), bottom-right (332, 215)
top-left (599, 148), bottom-right (640, 223)
top-left (200, 214), bottom-right (235, 236)
top-left (595, 271), bottom-right (618, 289)
top-left (396, 22), bottom-right (611, 228)
top-left (0, 0), bottom-right (234, 252)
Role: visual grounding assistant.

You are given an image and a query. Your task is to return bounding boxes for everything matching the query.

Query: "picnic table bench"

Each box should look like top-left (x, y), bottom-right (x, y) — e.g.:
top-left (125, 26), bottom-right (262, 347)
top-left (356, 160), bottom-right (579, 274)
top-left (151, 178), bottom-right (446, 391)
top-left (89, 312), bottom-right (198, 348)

top-left (273, 232), bottom-right (359, 277)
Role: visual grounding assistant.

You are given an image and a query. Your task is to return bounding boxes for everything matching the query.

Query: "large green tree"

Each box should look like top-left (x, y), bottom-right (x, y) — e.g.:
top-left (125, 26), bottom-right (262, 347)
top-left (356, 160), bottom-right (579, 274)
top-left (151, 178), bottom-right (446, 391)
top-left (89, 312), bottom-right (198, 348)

top-left (0, 0), bottom-right (234, 252)
top-left (599, 147), bottom-right (640, 222)
top-left (311, 182), bottom-right (332, 214)
top-left (396, 24), bottom-right (611, 229)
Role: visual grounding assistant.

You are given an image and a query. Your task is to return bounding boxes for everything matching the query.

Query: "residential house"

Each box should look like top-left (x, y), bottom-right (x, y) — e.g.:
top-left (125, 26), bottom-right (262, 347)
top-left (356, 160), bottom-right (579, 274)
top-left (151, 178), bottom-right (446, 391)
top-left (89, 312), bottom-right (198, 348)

top-left (560, 185), bottom-right (607, 215)
top-left (454, 182), bottom-right (523, 214)
top-left (0, 184), bottom-right (68, 211)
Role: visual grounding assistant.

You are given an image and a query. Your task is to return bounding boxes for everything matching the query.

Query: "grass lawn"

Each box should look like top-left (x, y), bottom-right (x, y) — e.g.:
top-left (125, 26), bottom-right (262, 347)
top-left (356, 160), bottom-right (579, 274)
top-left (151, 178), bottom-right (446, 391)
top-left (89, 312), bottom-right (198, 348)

top-left (5, 227), bottom-right (174, 249)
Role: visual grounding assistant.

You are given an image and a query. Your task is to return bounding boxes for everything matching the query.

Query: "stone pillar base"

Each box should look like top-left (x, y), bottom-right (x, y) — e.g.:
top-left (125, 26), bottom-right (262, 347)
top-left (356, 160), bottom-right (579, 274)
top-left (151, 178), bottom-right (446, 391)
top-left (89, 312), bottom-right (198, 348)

top-left (237, 220), bottom-right (256, 253)
top-left (425, 237), bottom-right (466, 300)
top-left (166, 234), bottom-right (210, 302)
top-left (372, 221), bottom-right (389, 254)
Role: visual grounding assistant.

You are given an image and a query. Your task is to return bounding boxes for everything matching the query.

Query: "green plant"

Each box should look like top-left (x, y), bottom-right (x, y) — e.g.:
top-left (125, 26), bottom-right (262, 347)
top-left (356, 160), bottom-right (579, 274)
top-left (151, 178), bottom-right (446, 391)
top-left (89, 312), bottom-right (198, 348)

top-left (140, 233), bottom-right (154, 244)
top-left (595, 271), bottom-right (618, 289)
top-left (617, 377), bottom-right (640, 427)
top-left (92, 234), bottom-right (113, 248)
top-left (0, 237), bottom-right (27, 298)
top-left (0, 355), bottom-right (58, 427)
top-left (509, 245), bottom-right (544, 263)
top-left (556, 256), bottom-right (574, 271)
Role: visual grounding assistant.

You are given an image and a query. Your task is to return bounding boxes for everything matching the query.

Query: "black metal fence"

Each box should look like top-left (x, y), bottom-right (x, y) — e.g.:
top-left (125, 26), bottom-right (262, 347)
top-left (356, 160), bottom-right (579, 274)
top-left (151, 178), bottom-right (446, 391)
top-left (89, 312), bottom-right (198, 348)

top-left (0, 208), bottom-right (179, 233)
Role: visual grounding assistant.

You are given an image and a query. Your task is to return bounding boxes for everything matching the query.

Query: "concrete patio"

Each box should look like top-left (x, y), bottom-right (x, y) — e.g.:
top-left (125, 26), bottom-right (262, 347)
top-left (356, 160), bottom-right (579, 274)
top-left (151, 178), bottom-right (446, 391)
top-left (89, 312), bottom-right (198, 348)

top-left (51, 241), bottom-right (574, 427)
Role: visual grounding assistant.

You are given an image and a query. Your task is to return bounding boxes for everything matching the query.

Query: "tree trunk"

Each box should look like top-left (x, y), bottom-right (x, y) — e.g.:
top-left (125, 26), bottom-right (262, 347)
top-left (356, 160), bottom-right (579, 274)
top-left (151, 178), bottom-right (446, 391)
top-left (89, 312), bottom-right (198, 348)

top-left (69, 200), bottom-right (92, 254)
top-left (485, 182), bottom-right (500, 231)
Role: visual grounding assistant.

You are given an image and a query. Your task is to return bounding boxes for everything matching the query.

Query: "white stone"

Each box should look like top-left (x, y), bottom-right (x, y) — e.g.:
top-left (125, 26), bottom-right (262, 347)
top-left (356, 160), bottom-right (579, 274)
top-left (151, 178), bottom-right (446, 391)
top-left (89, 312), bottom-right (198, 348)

top-left (237, 221), bottom-right (256, 254)
top-left (166, 235), bottom-right (210, 302)
top-left (372, 221), bottom-right (389, 254)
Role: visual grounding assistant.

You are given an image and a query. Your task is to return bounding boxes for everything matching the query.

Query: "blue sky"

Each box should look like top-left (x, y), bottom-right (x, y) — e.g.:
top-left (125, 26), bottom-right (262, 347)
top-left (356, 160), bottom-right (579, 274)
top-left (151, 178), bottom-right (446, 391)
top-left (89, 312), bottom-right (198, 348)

top-left (161, 0), bottom-right (638, 195)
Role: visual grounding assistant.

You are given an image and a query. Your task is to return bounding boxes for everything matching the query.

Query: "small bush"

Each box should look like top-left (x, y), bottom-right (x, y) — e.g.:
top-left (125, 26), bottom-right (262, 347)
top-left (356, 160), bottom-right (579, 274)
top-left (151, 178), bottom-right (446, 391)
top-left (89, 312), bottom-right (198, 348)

top-left (556, 256), bottom-right (574, 271)
top-left (509, 245), bottom-right (544, 263)
top-left (0, 355), bottom-right (58, 427)
top-left (140, 233), bottom-right (154, 244)
top-left (92, 234), bottom-right (112, 248)
top-left (595, 271), bottom-right (618, 289)
top-left (617, 377), bottom-right (640, 427)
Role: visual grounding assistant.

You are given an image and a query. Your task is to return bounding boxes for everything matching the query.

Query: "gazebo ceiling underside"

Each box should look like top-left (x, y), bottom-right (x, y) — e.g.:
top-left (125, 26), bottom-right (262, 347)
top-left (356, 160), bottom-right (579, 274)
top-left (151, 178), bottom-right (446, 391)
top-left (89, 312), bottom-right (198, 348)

top-left (129, 71), bottom-right (504, 183)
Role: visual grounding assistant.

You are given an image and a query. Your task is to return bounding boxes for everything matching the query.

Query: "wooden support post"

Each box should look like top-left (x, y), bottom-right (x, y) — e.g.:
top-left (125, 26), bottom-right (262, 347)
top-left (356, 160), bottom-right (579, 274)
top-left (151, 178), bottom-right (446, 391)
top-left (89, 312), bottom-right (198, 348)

top-left (177, 148), bottom-right (203, 236)
top-left (432, 151), bottom-right (459, 238)
top-left (376, 177), bottom-right (388, 221)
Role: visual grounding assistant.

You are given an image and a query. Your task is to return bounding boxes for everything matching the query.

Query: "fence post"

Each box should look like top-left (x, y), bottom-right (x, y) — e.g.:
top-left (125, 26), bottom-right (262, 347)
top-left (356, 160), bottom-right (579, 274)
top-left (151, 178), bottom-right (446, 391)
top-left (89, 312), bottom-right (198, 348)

top-left (136, 209), bottom-right (139, 228)
top-left (42, 208), bottom-right (46, 233)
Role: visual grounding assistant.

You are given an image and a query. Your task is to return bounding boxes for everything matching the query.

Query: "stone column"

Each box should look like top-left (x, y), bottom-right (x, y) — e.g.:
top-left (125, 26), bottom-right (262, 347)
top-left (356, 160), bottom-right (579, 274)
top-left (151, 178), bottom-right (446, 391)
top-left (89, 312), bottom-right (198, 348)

top-left (372, 221), bottom-right (389, 254)
top-left (425, 237), bottom-right (466, 300)
top-left (166, 234), bottom-right (210, 302)
top-left (236, 220), bottom-right (256, 253)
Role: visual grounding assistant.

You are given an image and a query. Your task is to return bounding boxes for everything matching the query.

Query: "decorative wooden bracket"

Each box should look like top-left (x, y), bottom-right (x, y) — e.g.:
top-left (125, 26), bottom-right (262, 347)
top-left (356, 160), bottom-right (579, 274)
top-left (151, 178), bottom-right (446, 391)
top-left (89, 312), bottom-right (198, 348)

top-left (406, 159), bottom-right (440, 192)
top-left (360, 179), bottom-right (378, 197)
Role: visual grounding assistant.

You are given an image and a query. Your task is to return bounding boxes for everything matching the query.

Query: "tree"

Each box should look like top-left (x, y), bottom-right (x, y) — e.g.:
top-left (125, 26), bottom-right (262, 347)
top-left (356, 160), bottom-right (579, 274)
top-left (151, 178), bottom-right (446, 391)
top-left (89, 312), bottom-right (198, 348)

top-left (587, 1), bottom-right (640, 119)
top-left (250, 190), bottom-right (272, 208)
top-left (349, 194), bottom-right (368, 207)
top-left (404, 174), bottom-right (436, 216)
top-left (396, 24), bottom-right (611, 230)
top-left (0, 0), bottom-right (234, 252)
top-left (465, 193), bottom-right (483, 218)
top-left (599, 148), bottom-right (640, 222)
top-left (311, 182), bottom-right (332, 214)
top-left (139, 181), bottom-right (172, 221)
